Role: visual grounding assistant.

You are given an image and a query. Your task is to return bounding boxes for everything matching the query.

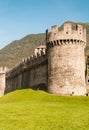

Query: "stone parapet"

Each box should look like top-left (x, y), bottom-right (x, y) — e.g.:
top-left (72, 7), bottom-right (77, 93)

top-left (46, 39), bottom-right (86, 48)
top-left (6, 52), bottom-right (47, 79)
top-left (46, 22), bottom-right (86, 43)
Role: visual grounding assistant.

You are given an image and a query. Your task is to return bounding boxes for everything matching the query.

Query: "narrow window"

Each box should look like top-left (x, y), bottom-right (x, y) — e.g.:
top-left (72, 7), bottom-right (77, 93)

top-left (66, 32), bottom-right (68, 34)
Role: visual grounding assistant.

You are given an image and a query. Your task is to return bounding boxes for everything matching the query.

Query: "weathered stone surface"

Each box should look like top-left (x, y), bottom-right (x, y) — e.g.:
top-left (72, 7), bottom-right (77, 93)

top-left (47, 22), bottom-right (87, 95)
top-left (47, 44), bottom-right (86, 95)
top-left (0, 67), bottom-right (8, 97)
top-left (5, 46), bottom-right (47, 94)
top-left (0, 21), bottom-right (87, 96)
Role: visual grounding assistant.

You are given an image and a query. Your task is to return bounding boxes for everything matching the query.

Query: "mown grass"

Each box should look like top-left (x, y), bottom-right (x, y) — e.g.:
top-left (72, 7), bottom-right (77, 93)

top-left (0, 89), bottom-right (89, 130)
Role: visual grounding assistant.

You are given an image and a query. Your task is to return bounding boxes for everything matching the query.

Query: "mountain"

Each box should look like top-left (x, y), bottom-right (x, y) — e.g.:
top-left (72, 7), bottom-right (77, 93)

top-left (0, 22), bottom-right (89, 68)
top-left (0, 34), bottom-right (45, 68)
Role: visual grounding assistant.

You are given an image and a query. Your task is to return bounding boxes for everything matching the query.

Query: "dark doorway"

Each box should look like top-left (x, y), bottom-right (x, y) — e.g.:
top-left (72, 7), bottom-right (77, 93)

top-left (37, 83), bottom-right (47, 91)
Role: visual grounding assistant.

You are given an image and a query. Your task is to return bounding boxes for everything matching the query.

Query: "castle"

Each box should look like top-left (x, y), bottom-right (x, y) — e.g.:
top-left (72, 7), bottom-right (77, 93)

top-left (0, 21), bottom-right (88, 96)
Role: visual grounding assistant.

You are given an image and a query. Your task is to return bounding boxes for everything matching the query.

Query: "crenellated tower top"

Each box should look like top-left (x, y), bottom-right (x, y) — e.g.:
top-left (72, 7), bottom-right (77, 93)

top-left (46, 22), bottom-right (86, 44)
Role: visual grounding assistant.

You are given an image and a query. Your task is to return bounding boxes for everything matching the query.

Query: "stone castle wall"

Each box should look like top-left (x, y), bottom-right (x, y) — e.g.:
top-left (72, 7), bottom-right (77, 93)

top-left (5, 46), bottom-right (48, 94)
top-left (0, 21), bottom-right (87, 96)
top-left (47, 41), bottom-right (86, 95)
top-left (0, 67), bottom-right (8, 96)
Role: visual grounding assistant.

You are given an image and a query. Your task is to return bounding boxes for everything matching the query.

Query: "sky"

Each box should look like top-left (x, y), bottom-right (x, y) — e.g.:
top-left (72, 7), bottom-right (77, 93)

top-left (0, 0), bottom-right (89, 49)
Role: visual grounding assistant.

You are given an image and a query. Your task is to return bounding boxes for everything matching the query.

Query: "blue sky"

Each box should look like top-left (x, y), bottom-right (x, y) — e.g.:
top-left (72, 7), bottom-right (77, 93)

top-left (0, 0), bottom-right (89, 48)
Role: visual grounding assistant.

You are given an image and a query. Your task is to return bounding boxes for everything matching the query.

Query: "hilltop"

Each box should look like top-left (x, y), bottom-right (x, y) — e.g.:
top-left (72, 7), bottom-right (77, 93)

top-left (0, 89), bottom-right (89, 129)
top-left (0, 22), bottom-right (89, 68)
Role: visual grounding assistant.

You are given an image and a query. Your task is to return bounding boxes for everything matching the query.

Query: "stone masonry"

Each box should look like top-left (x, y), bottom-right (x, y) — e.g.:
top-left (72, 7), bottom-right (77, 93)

top-left (0, 21), bottom-right (87, 96)
top-left (0, 67), bottom-right (8, 96)
top-left (46, 23), bottom-right (86, 95)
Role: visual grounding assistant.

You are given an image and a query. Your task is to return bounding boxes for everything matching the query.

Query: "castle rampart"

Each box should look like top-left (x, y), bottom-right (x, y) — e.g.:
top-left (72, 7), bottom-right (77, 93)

top-left (5, 46), bottom-right (47, 94)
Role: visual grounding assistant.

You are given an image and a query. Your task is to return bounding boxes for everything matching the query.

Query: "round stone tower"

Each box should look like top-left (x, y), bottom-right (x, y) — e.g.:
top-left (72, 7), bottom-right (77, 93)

top-left (46, 22), bottom-right (87, 95)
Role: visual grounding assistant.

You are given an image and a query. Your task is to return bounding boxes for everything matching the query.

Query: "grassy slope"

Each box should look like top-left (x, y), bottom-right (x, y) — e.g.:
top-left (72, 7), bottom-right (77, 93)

top-left (0, 89), bottom-right (89, 130)
top-left (0, 22), bottom-right (89, 68)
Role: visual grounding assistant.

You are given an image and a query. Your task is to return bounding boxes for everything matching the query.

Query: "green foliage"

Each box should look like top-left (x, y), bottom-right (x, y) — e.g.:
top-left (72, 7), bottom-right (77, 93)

top-left (0, 34), bottom-right (45, 68)
top-left (0, 89), bottom-right (89, 129)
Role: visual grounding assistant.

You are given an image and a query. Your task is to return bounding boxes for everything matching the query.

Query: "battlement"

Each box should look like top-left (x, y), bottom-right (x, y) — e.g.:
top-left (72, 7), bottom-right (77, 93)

top-left (0, 67), bottom-right (8, 74)
top-left (46, 22), bottom-right (86, 44)
top-left (6, 47), bottom-right (47, 78)
top-left (34, 45), bottom-right (46, 56)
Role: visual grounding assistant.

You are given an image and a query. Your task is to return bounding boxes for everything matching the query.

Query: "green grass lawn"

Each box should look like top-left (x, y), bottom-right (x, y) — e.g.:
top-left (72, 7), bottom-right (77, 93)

top-left (0, 89), bottom-right (89, 130)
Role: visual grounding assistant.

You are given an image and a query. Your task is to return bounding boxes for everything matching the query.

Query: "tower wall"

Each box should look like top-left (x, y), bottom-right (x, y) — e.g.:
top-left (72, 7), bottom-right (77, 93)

top-left (0, 67), bottom-right (8, 97)
top-left (46, 22), bottom-right (87, 95)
